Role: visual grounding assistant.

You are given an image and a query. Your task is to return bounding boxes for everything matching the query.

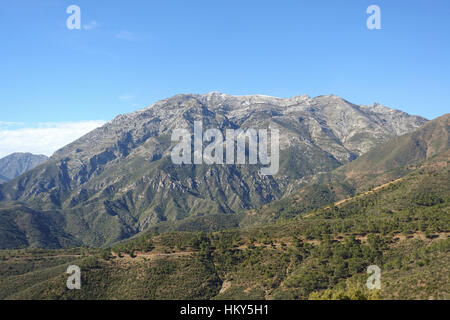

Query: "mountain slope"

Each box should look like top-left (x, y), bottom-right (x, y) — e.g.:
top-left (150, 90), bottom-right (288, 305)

top-left (0, 202), bottom-right (80, 249)
top-left (333, 112), bottom-right (449, 188)
top-left (0, 153), bottom-right (48, 183)
top-left (0, 175), bottom-right (8, 184)
top-left (0, 93), bottom-right (426, 246)
top-left (244, 114), bottom-right (448, 225)
top-left (1, 156), bottom-right (447, 300)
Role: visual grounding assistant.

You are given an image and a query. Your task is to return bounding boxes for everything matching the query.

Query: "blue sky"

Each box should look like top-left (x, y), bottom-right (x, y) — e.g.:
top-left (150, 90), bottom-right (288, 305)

top-left (0, 0), bottom-right (449, 156)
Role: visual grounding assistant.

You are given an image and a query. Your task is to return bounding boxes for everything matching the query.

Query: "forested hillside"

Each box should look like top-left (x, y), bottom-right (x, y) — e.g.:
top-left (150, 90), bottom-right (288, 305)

top-left (1, 154), bottom-right (447, 300)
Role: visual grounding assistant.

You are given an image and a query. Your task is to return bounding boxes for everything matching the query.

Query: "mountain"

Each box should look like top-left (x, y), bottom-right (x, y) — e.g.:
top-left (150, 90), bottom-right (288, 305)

top-left (244, 113), bottom-right (449, 225)
top-left (1, 152), bottom-right (447, 300)
top-left (0, 202), bottom-right (80, 249)
top-left (0, 153), bottom-right (48, 183)
top-left (332, 112), bottom-right (449, 188)
top-left (0, 175), bottom-right (7, 184)
top-left (0, 100), bottom-right (447, 300)
top-left (0, 93), bottom-right (427, 247)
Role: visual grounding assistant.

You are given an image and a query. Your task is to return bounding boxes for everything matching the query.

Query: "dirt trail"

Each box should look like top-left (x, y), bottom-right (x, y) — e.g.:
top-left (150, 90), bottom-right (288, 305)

top-left (113, 250), bottom-right (193, 262)
top-left (299, 178), bottom-right (406, 220)
top-left (5, 254), bottom-right (84, 261)
top-left (329, 177), bottom-right (406, 209)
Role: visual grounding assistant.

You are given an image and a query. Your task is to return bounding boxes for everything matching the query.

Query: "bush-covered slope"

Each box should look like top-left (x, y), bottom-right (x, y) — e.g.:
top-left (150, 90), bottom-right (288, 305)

top-left (242, 114), bottom-right (448, 226)
top-left (1, 159), bottom-right (448, 300)
top-left (0, 203), bottom-right (80, 249)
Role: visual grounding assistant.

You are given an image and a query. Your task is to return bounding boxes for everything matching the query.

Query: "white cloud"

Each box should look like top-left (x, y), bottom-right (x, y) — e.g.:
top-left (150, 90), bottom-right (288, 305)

top-left (0, 120), bottom-right (106, 158)
top-left (83, 21), bottom-right (99, 30)
top-left (116, 30), bottom-right (137, 41)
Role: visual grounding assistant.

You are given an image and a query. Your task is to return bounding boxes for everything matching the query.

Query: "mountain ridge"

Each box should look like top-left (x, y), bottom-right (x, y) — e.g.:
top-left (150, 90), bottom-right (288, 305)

top-left (0, 93), bottom-right (428, 247)
top-left (0, 153), bottom-right (48, 184)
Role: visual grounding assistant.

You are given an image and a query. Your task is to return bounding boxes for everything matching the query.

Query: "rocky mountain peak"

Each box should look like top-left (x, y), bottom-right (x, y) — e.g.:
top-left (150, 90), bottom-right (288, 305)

top-left (0, 93), bottom-right (428, 246)
top-left (0, 153), bottom-right (48, 183)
